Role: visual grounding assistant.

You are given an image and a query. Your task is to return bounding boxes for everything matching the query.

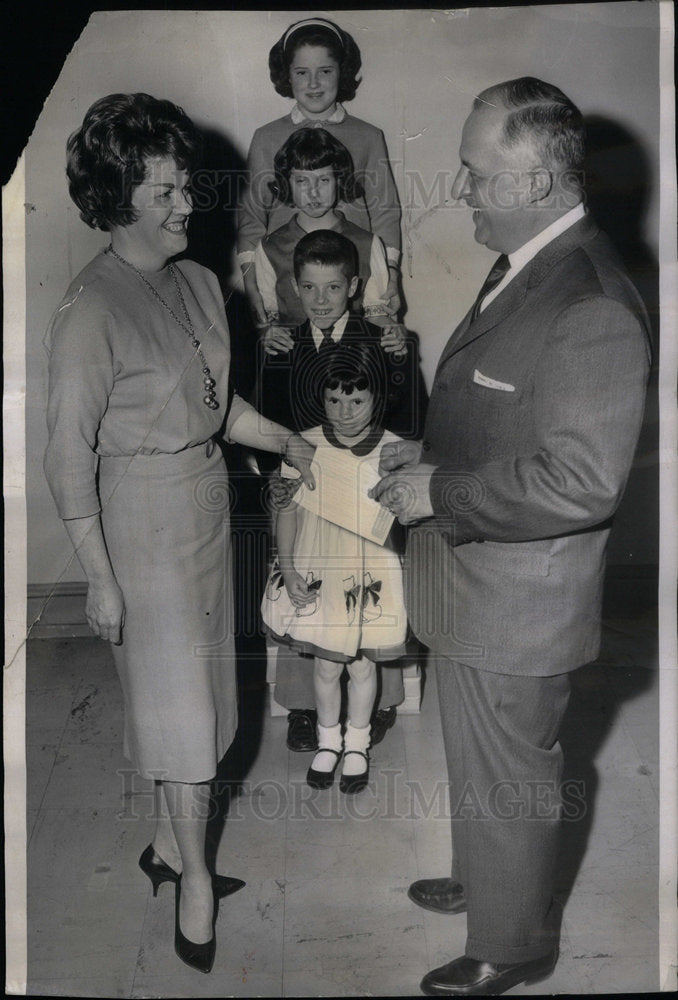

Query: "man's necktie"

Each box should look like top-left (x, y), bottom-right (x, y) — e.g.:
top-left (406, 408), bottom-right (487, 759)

top-left (470, 254), bottom-right (511, 322)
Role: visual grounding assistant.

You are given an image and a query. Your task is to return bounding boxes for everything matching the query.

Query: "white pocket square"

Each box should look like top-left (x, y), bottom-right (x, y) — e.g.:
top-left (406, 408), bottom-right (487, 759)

top-left (473, 369), bottom-right (515, 392)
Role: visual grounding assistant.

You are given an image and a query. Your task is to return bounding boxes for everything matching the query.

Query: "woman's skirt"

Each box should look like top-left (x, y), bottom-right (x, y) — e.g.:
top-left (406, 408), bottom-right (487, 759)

top-left (99, 445), bottom-right (237, 782)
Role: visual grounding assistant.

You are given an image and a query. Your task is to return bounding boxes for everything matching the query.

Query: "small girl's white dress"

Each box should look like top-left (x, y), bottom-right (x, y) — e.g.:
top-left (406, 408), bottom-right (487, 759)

top-left (262, 424), bottom-right (408, 663)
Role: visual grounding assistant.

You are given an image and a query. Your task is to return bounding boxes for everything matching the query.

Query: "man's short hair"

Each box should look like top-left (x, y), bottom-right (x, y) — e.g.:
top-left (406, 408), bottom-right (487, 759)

top-left (475, 77), bottom-right (585, 172)
top-left (293, 230), bottom-right (358, 281)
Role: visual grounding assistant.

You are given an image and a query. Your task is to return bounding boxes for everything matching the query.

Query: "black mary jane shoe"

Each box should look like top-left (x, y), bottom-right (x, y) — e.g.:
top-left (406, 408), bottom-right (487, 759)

top-left (174, 876), bottom-right (217, 975)
top-left (339, 750), bottom-right (369, 795)
top-left (420, 950), bottom-right (558, 996)
top-left (306, 748), bottom-right (342, 789)
top-left (139, 844), bottom-right (245, 900)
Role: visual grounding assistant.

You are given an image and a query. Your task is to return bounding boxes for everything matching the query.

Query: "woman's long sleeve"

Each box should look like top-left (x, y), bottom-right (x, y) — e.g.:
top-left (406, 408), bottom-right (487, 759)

top-left (44, 288), bottom-right (115, 519)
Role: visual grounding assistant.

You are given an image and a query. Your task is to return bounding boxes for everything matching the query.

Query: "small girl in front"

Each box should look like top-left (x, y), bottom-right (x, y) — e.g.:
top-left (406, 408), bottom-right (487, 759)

top-left (262, 342), bottom-right (408, 793)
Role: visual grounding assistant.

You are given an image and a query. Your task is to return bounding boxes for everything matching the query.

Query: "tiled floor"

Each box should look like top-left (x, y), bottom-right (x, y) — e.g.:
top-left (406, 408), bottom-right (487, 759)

top-left (24, 611), bottom-right (662, 997)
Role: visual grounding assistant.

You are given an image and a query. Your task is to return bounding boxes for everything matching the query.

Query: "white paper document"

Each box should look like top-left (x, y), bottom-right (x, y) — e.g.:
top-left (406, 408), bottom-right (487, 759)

top-left (282, 443), bottom-right (395, 545)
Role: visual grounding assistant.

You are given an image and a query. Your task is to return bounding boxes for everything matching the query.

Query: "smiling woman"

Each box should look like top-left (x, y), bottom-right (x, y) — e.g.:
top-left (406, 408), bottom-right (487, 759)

top-left (42, 91), bottom-right (316, 975)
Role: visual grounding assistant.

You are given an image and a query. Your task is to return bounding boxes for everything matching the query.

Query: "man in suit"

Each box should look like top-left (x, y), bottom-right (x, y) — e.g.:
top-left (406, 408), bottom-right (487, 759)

top-left (257, 229), bottom-right (426, 751)
top-left (372, 77), bottom-right (650, 996)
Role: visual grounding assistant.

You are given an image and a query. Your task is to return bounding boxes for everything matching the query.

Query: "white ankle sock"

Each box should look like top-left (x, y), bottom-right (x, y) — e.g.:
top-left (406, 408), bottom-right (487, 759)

top-left (312, 723), bottom-right (342, 772)
top-left (342, 722), bottom-right (370, 776)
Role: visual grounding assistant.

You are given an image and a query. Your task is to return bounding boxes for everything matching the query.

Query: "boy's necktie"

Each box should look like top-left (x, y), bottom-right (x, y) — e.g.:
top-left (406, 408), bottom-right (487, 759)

top-left (318, 325), bottom-right (336, 352)
top-left (470, 254), bottom-right (510, 322)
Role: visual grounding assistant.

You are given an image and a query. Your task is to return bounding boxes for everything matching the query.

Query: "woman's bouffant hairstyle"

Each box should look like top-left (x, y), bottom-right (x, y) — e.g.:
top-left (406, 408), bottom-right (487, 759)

top-left (322, 340), bottom-right (387, 423)
top-left (66, 93), bottom-right (202, 231)
top-left (269, 128), bottom-right (363, 205)
top-left (268, 18), bottom-right (362, 103)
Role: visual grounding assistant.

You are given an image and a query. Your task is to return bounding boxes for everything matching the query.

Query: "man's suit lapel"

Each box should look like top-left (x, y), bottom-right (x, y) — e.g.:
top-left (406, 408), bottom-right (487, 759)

top-left (438, 215), bottom-right (600, 368)
top-left (437, 273), bottom-right (530, 368)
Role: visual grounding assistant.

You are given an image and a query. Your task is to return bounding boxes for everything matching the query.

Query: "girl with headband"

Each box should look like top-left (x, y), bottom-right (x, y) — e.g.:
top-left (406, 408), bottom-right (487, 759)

top-left (237, 17), bottom-right (402, 336)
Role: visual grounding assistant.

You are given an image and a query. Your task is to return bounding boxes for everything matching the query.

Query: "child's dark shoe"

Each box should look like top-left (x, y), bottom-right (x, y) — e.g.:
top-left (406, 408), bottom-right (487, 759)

top-left (306, 723), bottom-right (343, 788)
top-left (339, 721), bottom-right (371, 794)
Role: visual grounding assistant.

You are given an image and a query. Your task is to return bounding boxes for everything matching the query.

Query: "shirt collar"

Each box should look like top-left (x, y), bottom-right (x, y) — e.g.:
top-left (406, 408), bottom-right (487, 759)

top-left (321, 422), bottom-right (385, 457)
top-left (291, 102), bottom-right (346, 125)
top-left (310, 310), bottom-right (350, 349)
top-left (508, 202), bottom-right (586, 272)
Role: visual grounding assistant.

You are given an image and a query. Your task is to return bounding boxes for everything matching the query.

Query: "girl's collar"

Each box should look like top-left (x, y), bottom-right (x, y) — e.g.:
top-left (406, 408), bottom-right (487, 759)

top-left (290, 103), bottom-right (347, 125)
top-left (321, 422), bottom-right (384, 456)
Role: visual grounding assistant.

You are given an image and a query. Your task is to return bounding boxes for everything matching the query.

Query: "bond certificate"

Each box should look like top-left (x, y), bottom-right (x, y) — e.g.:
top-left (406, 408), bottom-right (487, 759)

top-left (281, 442), bottom-right (395, 545)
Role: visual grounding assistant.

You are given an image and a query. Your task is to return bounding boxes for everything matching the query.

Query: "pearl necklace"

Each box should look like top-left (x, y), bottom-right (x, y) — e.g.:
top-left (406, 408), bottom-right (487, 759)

top-left (106, 245), bottom-right (219, 410)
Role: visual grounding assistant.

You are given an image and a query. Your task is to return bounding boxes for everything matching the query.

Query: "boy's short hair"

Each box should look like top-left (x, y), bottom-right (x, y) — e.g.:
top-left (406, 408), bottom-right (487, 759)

top-left (270, 128), bottom-right (362, 205)
top-left (293, 230), bottom-right (358, 281)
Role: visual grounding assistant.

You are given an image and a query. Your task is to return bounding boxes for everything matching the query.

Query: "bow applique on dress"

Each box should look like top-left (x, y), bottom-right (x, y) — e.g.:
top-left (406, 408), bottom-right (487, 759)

top-left (361, 572), bottom-right (383, 623)
top-left (344, 575), bottom-right (361, 626)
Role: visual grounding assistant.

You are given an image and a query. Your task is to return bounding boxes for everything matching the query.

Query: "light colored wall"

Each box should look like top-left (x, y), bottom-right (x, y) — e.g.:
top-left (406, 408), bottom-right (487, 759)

top-left (24, 4), bottom-right (660, 585)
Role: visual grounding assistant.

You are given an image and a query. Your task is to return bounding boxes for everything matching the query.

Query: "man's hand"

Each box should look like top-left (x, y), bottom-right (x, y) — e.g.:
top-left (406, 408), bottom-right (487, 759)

top-left (371, 440), bottom-right (435, 524)
top-left (377, 439), bottom-right (423, 477)
top-left (262, 323), bottom-right (295, 355)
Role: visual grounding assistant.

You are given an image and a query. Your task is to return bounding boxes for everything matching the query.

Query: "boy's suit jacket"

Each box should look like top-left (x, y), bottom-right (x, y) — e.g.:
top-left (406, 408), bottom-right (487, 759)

top-left (257, 315), bottom-right (426, 443)
top-left (406, 216), bottom-right (651, 676)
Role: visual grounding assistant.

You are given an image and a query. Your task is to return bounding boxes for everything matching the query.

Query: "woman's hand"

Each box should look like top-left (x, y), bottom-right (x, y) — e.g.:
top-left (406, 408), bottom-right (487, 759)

top-left (284, 434), bottom-right (316, 491)
top-left (282, 569), bottom-right (316, 608)
top-left (262, 323), bottom-right (295, 356)
top-left (85, 578), bottom-right (126, 644)
top-left (380, 323), bottom-right (407, 356)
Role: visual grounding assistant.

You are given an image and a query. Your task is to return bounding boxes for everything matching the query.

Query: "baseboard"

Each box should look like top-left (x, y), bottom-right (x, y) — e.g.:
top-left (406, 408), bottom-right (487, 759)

top-left (27, 582), bottom-right (90, 639)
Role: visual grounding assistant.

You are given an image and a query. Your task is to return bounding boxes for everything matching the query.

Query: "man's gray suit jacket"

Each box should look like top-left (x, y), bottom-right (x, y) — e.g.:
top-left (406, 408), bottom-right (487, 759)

top-left (405, 216), bottom-right (651, 676)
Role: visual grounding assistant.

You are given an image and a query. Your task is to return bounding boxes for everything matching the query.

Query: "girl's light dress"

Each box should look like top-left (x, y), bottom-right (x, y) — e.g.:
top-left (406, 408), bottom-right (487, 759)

top-left (262, 424), bottom-right (408, 663)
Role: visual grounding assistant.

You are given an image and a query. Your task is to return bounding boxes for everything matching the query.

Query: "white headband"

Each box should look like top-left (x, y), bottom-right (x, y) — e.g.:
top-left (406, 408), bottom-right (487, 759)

top-left (282, 19), bottom-right (344, 51)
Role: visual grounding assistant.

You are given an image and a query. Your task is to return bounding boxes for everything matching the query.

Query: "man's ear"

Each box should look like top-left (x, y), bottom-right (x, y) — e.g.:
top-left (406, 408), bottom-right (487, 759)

top-left (527, 168), bottom-right (553, 203)
top-left (348, 275), bottom-right (359, 298)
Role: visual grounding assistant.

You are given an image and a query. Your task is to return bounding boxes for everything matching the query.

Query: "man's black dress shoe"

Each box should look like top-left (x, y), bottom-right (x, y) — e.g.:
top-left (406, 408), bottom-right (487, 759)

top-left (420, 950), bottom-right (558, 996)
top-left (286, 709), bottom-right (318, 752)
top-left (370, 706), bottom-right (397, 746)
top-left (408, 878), bottom-right (467, 914)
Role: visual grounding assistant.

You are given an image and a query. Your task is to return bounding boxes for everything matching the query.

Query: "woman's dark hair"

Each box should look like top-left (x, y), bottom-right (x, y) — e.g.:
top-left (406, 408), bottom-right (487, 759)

top-left (270, 128), bottom-right (363, 205)
top-left (66, 92), bottom-right (202, 231)
top-left (268, 19), bottom-right (362, 103)
top-left (322, 340), bottom-right (387, 421)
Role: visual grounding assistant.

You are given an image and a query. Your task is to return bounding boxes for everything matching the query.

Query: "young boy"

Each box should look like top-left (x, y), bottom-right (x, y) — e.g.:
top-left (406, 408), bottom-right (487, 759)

top-left (256, 229), bottom-right (426, 752)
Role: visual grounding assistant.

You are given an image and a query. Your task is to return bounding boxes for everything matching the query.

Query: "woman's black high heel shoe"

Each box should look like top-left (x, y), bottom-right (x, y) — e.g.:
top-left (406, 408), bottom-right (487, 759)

top-left (174, 876), bottom-right (216, 974)
top-left (139, 844), bottom-right (245, 899)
